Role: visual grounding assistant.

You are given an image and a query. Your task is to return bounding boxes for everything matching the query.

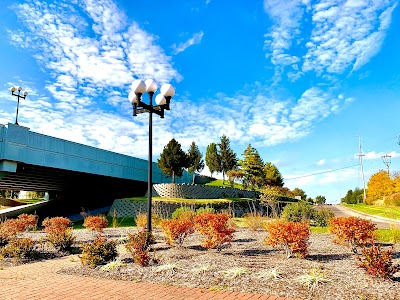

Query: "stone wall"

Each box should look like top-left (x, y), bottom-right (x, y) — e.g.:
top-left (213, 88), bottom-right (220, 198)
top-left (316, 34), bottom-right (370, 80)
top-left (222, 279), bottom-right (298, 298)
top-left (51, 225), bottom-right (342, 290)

top-left (107, 198), bottom-right (267, 219)
top-left (152, 183), bottom-right (257, 199)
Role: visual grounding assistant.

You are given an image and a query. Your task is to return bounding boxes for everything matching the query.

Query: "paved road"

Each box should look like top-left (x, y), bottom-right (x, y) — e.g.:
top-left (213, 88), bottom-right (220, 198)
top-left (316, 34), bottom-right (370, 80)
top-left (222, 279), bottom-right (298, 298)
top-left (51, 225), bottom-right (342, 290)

top-left (321, 204), bottom-right (399, 229)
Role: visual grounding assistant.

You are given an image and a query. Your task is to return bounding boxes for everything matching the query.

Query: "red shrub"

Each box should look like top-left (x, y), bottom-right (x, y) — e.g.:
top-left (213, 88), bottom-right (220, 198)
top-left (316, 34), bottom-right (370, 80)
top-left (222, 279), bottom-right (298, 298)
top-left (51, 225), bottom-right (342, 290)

top-left (358, 241), bottom-right (400, 279)
top-left (125, 231), bottom-right (153, 266)
top-left (17, 214), bottom-right (38, 231)
top-left (193, 213), bottom-right (235, 250)
top-left (329, 216), bottom-right (376, 253)
top-left (160, 219), bottom-right (194, 246)
top-left (264, 220), bottom-right (310, 258)
top-left (83, 215), bottom-right (108, 233)
top-left (42, 217), bottom-right (75, 252)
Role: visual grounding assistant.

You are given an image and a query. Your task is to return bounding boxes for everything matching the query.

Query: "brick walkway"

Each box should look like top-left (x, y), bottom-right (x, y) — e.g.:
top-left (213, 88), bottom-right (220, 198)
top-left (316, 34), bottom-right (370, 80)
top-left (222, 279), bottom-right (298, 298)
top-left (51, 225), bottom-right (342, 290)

top-left (0, 255), bottom-right (302, 300)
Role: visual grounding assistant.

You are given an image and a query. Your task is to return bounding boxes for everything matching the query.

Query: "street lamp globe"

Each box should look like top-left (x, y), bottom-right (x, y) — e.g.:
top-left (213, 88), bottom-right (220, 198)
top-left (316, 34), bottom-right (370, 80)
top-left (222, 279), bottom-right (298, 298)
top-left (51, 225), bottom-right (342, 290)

top-left (145, 79), bottom-right (158, 93)
top-left (131, 79), bottom-right (146, 94)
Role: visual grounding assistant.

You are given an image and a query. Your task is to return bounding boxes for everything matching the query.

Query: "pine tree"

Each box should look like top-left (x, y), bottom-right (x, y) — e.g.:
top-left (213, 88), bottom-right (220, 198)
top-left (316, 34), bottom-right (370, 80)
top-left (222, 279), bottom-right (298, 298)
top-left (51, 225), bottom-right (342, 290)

top-left (205, 142), bottom-right (221, 177)
top-left (239, 144), bottom-right (265, 190)
top-left (157, 138), bottom-right (188, 183)
top-left (264, 162), bottom-right (284, 187)
top-left (218, 135), bottom-right (238, 184)
top-left (187, 141), bottom-right (205, 184)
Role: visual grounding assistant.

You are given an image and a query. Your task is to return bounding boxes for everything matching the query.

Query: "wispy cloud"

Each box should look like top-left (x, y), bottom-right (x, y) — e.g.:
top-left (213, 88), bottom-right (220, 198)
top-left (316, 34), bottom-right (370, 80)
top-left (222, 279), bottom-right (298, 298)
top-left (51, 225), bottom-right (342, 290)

top-left (316, 159), bottom-right (326, 166)
top-left (263, 0), bottom-right (397, 82)
top-left (172, 31), bottom-right (204, 55)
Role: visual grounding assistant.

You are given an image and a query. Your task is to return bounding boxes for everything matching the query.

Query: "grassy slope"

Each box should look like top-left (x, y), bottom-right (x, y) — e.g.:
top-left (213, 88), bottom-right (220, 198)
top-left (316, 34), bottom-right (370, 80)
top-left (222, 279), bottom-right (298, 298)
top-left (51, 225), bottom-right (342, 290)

top-left (205, 179), bottom-right (244, 190)
top-left (343, 203), bottom-right (400, 219)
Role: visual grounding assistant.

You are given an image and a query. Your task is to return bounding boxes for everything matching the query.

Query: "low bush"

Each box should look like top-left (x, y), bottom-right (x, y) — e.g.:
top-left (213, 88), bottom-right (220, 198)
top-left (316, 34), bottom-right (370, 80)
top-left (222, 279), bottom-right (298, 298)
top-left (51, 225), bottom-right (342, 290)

top-left (196, 207), bottom-right (215, 215)
top-left (264, 220), bottom-right (310, 258)
top-left (193, 213), bottom-right (235, 250)
top-left (358, 241), bottom-right (400, 279)
top-left (384, 193), bottom-right (400, 206)
top-left (312, 208), bottom-right (334, 227)
top-left (329, 216), bottom-right (376, 253)
top-left (83, 215), bottom-right (108, 233)
top-left (79, 236), bottom-right (117, 268)
top-left (160, 219), bottom-right (194, 246)
top-left (171, 207), bottom-right (195, 220)
top-left (0, 237), bottom-right (36, 261)
top-left (42, 217), bottom-right (75, 252)
top-left (0, 214), bottom-right (38, 246)
top-left (243, 212), bottom-right (267, 231)
top-left (125, 231), bottom-right (153, 266)
top-left (281, 201), bottom-right (314, 222)
top-left (134, 213), bottom-right (160, 229)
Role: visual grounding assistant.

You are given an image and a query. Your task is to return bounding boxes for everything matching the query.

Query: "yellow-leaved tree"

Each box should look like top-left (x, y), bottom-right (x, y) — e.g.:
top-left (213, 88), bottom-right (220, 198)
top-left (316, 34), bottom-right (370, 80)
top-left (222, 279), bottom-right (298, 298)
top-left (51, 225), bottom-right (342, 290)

top-left (366, 170), bottom-right (394, 204)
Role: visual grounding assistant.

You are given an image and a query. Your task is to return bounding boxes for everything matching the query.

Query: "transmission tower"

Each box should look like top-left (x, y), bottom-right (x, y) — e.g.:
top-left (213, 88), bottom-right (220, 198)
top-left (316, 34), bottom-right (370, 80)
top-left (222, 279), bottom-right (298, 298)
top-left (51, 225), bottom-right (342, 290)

top-left (382, 154), bottom-right (391, 176)
top-left (356, 136), bottom-right (366, 203)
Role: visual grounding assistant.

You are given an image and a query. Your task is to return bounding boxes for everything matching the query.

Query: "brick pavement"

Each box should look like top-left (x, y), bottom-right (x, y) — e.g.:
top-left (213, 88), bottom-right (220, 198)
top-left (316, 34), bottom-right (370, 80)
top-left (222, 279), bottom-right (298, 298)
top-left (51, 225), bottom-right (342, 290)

top-left (0, 255), bottom-right (302, 300)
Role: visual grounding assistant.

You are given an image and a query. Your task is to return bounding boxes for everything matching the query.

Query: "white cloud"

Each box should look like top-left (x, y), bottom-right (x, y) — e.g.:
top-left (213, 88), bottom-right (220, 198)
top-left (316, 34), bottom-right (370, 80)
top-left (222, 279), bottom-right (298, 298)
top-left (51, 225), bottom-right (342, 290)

top-left (317, 159), bottom-right (326, 166)
top-left (263, 0), bottom-right (397, 82)
top-left (172, 31), bottom-right (204, 55)
top-left (360, 151), bottom-right (400, 160)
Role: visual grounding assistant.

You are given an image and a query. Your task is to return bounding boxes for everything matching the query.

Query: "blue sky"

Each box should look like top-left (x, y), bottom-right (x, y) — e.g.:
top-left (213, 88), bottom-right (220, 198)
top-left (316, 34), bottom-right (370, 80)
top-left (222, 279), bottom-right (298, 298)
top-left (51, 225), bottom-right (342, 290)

top-left (1, 0), bottom-right (400, 203)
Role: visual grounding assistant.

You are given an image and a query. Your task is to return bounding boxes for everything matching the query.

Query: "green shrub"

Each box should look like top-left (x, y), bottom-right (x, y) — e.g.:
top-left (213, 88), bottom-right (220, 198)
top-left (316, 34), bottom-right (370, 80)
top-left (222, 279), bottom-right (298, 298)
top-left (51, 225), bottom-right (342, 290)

top-left (171, 207), bottom-right (195, 220)
top-left (79, 236), bottom-right (117, 268)
top-left (196, 207), bottom-right (215, 215)
top-left (0, 238), bottom-right (36, 261)
top-left (312, 208), bottom-right (334, 227)
top-left (281, 201), bottom-right (314, 222)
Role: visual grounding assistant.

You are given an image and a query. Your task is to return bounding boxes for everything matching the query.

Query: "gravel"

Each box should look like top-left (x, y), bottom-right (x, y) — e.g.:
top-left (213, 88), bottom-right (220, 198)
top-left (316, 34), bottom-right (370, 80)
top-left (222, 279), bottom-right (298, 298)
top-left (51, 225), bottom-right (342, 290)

top-left (6, 227), bottom-right (400, 300)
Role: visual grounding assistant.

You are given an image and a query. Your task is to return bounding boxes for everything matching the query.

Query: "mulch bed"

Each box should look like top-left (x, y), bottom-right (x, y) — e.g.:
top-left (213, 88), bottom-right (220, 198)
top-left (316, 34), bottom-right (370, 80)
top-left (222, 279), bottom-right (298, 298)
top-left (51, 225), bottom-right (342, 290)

top-left (3, 227), bottom-right (400, 300)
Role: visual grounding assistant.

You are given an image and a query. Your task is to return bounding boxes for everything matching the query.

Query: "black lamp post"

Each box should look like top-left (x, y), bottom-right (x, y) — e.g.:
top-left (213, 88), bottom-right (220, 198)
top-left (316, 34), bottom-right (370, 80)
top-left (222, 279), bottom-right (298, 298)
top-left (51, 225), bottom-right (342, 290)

top-left (128, 79), bottom-right (175, 233)
top-left (10, 86), bottom-right (28, 125)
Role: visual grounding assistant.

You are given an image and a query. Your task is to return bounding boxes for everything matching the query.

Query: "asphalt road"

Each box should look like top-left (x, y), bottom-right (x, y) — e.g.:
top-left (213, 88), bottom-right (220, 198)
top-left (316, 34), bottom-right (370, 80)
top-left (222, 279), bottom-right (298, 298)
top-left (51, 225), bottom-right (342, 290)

top-left (320, 204), bottom-right (399, 229)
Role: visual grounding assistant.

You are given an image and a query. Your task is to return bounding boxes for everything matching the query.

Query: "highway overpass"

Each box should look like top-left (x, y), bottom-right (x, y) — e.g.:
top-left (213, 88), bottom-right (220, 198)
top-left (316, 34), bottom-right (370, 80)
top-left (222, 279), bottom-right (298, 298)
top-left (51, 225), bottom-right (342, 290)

top-left (0, 123), bottom-right (191, 218)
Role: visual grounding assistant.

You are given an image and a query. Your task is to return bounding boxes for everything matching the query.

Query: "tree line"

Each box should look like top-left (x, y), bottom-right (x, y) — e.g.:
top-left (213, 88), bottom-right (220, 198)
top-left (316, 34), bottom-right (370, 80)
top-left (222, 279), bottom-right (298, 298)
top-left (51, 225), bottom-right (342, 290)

top-left (157, 135), bottom-right (326, 204)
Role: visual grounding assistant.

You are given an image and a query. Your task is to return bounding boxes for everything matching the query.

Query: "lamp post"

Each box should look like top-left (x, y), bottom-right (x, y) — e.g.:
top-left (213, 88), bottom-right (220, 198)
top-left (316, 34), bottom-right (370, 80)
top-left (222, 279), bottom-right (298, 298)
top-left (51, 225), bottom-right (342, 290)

top-left (128, 79), bottom-right (175, 233)
top-left (10, 86), bottom-right (28, 125)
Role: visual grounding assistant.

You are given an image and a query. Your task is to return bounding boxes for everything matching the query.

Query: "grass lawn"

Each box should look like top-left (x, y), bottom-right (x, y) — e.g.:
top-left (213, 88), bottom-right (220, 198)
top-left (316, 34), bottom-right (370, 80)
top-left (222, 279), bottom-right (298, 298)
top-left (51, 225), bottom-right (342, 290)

top-left (205, 179), bottom-right (244, 189)
top-left (343, 203), bottom-right (400, 219)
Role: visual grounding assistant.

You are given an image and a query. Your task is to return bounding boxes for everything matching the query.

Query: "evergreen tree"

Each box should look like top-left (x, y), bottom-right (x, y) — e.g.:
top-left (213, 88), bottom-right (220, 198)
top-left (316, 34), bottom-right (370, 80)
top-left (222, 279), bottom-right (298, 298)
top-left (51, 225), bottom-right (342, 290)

top-left (157, 138), bottom-right (188, 183)
top-left (218, 135), bottom-right (238, 184)
top-left (187, 141), bottom-right (205, 184)
top-left (264, 162), bottom-right (284, 187)
top-left (205, 142), bottom-right (221, 177)
top-left (239, 144), bottom-right (265, 190)
top-left (341, 188), bottom-right (363, 204)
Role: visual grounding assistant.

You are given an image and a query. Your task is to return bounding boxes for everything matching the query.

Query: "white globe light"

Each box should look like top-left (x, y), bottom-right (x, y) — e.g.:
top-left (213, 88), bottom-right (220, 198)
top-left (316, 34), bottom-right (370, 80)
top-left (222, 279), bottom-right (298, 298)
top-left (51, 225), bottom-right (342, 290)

top-left (18, 86), bottom-right (22, 91)
top-left (145, 79), bottom-right (158, 93)
top-left (155, 94), bottom-right (166, 106)
top-left (10, 87), bottom-right (16, 92)
top-left (131, 80), bottom-right (146, 94)
top-left (23, 91), bottom-right (28, 96)
top-left (128, 91), bottom-right (138, 104)
top-left (160, 84), bottom-right (175, 97)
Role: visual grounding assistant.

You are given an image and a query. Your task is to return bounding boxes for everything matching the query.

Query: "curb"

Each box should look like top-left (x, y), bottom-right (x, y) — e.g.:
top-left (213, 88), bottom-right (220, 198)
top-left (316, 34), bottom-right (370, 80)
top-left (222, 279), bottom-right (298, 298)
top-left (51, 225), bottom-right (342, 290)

top-left (337, 205), bottom-right (400, 225)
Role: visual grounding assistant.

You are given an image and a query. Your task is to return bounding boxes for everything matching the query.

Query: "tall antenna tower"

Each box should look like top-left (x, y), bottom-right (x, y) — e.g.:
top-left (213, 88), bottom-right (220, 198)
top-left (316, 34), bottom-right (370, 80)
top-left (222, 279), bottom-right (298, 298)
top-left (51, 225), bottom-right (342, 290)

top-left (356, 136), bottom-right (366, 203)
top-left (382, 154), bottom-right (391, 176)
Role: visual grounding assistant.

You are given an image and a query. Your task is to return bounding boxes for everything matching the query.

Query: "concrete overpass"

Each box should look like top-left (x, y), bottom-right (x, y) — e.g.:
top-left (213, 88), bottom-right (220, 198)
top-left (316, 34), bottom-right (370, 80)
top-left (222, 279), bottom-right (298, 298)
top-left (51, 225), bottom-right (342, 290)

top-left (0, 123), bottom-right (191, 219)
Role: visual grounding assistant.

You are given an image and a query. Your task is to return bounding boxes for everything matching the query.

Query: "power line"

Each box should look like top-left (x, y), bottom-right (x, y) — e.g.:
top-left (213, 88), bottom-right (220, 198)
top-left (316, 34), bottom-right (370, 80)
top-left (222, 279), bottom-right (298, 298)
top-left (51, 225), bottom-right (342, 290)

top-left (284, 164), bottom-right (359, 180)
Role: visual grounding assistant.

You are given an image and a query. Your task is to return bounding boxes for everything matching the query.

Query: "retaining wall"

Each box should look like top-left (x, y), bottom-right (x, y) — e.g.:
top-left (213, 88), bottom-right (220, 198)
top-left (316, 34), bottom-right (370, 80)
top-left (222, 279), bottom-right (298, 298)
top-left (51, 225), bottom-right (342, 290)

top-left (152, 183), bottom-right (257, 199)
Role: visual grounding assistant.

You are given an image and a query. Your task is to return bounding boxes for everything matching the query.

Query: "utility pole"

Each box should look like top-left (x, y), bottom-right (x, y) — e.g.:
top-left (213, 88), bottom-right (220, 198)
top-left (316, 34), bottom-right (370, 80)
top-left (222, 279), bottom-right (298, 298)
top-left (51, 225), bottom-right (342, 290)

top-left (356, 136), bottom-right (367, 203)
top-left (382, 154), bottom-right (391, 176)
